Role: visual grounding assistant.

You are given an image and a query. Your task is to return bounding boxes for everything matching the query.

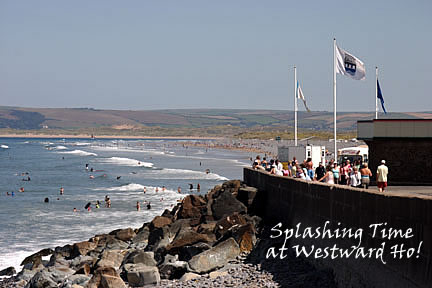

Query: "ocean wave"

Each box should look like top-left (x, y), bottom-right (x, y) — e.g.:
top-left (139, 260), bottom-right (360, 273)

top-left (54, 145), bottom-right (67, 150)
top-left (0, 145), bottom-right (9, 149)
top-left (72, 142), bottom-right (91, 146)
top-left (89, 145), bottom-right (166, 155)
top-left (144, 168), bottom-right (229, 181)
top-left (96, 157), bottom-right (153, 167)
top-left (58, 150), bottom-right (97, 156)
top-left (97, 183), bottom-right (146, 191)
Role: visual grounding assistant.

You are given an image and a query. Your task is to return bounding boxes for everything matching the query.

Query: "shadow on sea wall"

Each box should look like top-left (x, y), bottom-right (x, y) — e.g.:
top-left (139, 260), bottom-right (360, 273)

top-left (244, 167), bottom-right (431, 288)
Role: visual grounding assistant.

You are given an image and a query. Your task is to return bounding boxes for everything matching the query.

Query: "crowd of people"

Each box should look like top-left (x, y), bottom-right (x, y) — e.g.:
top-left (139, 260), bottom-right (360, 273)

top-left (252, 155), bottom-right (388, 192)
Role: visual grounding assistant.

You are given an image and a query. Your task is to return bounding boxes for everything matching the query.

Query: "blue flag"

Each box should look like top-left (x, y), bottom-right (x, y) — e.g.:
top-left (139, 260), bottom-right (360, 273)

top-left (377, 79), bottom-right (387, 114)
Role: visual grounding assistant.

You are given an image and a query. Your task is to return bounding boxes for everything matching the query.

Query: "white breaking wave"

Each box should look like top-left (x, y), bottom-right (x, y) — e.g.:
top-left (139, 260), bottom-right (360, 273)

top-left (89, 145), bottom-right (166, 155)
top-left (144, 168), bottom-right (229, 181)
top-left (0, 145), bottom-right (9, 149)
top-left (54, 145), bottom-right (67, 150)
top-left (96, 157), bottom-right (153, 167)
top-left (96, 183), bottom-right (146, 191)
top-left (72, 142), bottom-right (91, 146)
top-left (59, 150), bottom-right (97, 156)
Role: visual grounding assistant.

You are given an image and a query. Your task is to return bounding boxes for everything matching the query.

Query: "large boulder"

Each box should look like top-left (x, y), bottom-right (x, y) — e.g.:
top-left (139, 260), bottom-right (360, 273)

top-left (158, 254), bottom-right (188, 280)
top-left (178, 242), bottom-right (212, 262)
top-left (177, 195), bottom-right (207, 219)
top-left (86, 266), bottom-right (126, 288)
top-left (166, 227), bottom-right (214, 254)
top-left (124, 264), bottom-right (160, 287)
top-left (113, 228), bottom-right (136, 242)
top-left (237, 186), bottom-right (258, 209)
top-left (70, 241), bottom-right (97, 258)
top-left (21, 248), bottom-right (54, 268)
top-left (211, 191), bottom-right (247, 220)
top-left (26, 270), bottom-right (57, 288)
top-left (214, 212), bottom-right (247, 239)
top-left (150, 216), bottom-right (172, 230)
top-left (131, 226), bottom-right (150, 245)
top-left (95, 249), bottom-right (125, 269)
top-left (188, 237), bottom-right (240, 274)
top-left (0, 266), bottom-right (16, 276)
top-left (123, 251), bottom-right (157, 267)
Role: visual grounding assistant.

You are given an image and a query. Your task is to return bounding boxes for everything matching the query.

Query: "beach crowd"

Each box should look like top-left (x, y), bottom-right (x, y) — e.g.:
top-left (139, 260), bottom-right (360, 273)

top-left (252, 156), bottom-right (389, 192)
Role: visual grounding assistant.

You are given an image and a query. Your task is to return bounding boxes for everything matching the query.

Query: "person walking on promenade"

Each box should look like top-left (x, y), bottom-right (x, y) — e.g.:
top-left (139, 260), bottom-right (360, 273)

top-left (332, 163), bottom-right (340, 184)
top-left (349, 167), bottom-right (362, 188)
top-left (376, 160), bottom-right (389, 192)
top-left (315, 162), bottom-right (326, 182)
top-left (360, 163), bottom-right (373, 189)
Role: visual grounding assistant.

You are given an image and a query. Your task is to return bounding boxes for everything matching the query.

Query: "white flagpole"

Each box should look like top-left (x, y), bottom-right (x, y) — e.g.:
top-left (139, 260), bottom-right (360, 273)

top-left (294, 65), bottom-right (298, 146)
top-left (333, 38), bottom-right (337, 161)
top-left (375, 66), bottom-right (378, 119)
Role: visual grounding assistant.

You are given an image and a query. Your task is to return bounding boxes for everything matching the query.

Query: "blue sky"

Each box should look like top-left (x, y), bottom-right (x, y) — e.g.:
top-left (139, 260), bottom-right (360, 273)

top-left (0, 0), bottom-right (431, 112)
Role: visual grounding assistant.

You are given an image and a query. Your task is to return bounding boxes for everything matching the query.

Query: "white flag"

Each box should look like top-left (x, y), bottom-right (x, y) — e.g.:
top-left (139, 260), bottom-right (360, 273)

top-left (297, 81), bottom-right (311, 112)
top-left (336, 45), bottom-right (366, 80)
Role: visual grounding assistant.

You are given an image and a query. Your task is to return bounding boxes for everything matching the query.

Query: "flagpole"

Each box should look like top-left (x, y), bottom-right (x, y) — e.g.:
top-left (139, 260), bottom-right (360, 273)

top-left (294, 65), bottom-right (298, 146)
top-left (375, 67), bottom-right (378, 119)
top-left (333, 38), bottom-right (337, 161)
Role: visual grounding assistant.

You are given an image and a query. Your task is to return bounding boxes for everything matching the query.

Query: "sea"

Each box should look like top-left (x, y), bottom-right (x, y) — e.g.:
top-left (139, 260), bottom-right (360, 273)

top-left (0, 138), bottom-right (254, 272)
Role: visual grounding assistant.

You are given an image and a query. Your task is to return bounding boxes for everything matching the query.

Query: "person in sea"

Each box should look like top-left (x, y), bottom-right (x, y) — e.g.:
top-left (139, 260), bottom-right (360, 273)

top-left (19, 187), bottom-right (24, 192)
top-left (143, 187), bottom-right (147, 194)
top-left (197, 183), bottom-right (200, 191)
top-left (136, 201), bottom-right (140, 211)
top-left (177, 186), bottom-right (181, 194)
top-left (105, 195), bottom-right (111, 208)
top-left (147, 202), bottom-right (151, 209)
top-left (60, 187), bottom-right (64, 195)
top-left (73, 208), bottom-right (77, 212)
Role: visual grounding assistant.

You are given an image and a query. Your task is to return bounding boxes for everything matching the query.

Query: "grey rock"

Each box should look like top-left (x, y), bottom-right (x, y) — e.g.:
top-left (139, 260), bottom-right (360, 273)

top-left (158, 254), bottom-right (188, 280)
top-left (25, 270), bottom-right (57, 288)
top-left (0, 266), bottom-right (16, 276)
top-left (179, 272), bottom-right (201, 281)
top-left (131, 226), bottom-right (149, 245)
top-left (123, 251), bottom-right (157, 267)
top-left (125, 264), bottom-right (160, 287)
top-left (211, 190), bottom-right (247, 220)
top-left (188, 238), bottom-right (240, 274)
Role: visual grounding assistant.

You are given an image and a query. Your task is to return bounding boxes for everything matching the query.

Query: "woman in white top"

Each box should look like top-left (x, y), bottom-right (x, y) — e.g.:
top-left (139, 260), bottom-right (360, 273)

top-left (318, 166), bottom-right (334, 184)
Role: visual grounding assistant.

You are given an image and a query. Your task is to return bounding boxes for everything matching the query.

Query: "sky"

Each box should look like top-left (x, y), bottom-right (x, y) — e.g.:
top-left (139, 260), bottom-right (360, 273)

top-left (0, 0), bottom-right (431, 112)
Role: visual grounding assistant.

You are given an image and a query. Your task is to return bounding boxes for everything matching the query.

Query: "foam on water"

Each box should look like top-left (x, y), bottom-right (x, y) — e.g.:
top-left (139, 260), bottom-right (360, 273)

top-left (54, 145), bottom-right (68, 150)
top-left (90, 145), bottom-right (166, 155)
top-left (58, 150), bottom-right (97, 156)
top-left (0, 145), bottom-right (9, 149)
top-left (96, 157), bottom-right (153, 167)
top-left (144, 168), bottom-right (229, 180)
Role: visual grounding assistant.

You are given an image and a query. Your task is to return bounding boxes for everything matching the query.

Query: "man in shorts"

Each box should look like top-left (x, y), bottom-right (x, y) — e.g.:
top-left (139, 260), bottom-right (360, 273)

top-left (376, 160), bottom-right (388, 192)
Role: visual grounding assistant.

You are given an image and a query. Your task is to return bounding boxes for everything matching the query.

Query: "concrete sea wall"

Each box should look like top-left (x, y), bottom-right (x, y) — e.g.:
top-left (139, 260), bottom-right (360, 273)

top-left (244, 167), bottom-right (432, 288)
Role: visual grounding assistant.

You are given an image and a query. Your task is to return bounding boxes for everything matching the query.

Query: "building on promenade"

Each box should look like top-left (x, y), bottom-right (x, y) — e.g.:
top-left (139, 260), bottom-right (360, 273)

top-left (357, 119), bottom-right (432, 185)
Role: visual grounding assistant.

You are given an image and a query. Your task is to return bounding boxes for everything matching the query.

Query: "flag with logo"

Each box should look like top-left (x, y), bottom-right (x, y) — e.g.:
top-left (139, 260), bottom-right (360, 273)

top-left (336, 45), bottom-right (366, 80)
top-left (377, 79), bottom-right (387, 113)
top-left (297, 81), bottom-right (311, 112)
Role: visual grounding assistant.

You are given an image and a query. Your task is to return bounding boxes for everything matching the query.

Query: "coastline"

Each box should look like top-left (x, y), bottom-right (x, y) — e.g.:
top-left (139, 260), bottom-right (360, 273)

top-left (0, 133), bottom-right (222, 140)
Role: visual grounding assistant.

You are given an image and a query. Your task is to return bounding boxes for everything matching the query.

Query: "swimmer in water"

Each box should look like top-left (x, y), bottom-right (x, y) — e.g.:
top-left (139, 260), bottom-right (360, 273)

top-left (73, 208), bottom-right (77, 212)
top-left (155, 187), bottom-right (159, 193)
top-left (189, 184), bottom-right (193, 190)
top-left (19, 187), bottom-right (24, 192)
top-left (197, 183), bottom-right (200, 191)
top-left (136, 201), bottom-right (140, 211)
top-left (177, 186), bottom-right (181, 194)
top-left (147, 202), bottom-right (151, 210)
top-left (143, 187), bottom-right (146, 194)
top-left (60, 187), bottom-right (64, 195)
top-left (116, 176), bottom-right (121, 180)
top-left (85, 164), bottom-right (89, 171)
top-left (162, 186), bottom-right (166, 192)
top-left (89, 175), bottom-right (95, 179)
